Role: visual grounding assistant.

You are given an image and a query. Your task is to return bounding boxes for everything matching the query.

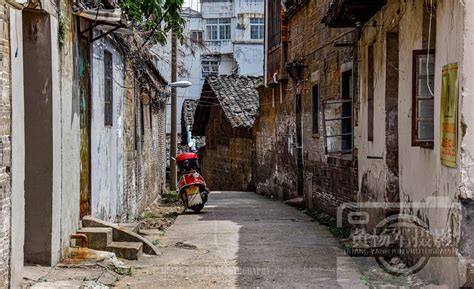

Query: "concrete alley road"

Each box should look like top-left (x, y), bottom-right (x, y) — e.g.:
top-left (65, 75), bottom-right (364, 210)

top-left (116, 191), bottom-right (367, 288)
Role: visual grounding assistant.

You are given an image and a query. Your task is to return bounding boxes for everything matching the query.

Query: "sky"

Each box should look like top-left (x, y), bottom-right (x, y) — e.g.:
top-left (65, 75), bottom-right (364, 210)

top-left (184, 0), bottom-right (199, 10)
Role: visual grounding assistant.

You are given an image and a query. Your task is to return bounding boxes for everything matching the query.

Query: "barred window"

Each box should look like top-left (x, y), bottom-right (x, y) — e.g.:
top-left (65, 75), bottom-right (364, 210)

top-left (202, 60), bottom-right (219, 77)
top-left (104, 50), bottom-right (113, 126)
top-left (412, 50), bottom-right (435, 148)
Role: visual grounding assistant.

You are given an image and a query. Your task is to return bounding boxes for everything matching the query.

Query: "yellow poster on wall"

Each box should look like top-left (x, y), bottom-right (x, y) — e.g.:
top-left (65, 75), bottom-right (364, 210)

top-left (440, 63), bottom-right (459, 168)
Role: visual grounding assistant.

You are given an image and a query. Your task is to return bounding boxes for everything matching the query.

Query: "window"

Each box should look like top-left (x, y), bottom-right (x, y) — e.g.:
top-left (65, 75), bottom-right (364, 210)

top-left (312, 84), bottom-right (319, 135)
top-left (323, 69), bottom-right (353, 154)
top-left (367, 45), bottom-right (375, 141)
top-left (205, 18), bottom-right (231, 41)
top-left (412, 50), bottom-right (435, 148)
top-left (201, 59), bottom-right (219, 77)
top-left (250, 17), bottom-right (264, 40)
top-left (104, 50), bottom-right (113, 126)
top-left (191, 31), bottom-right (203, 43)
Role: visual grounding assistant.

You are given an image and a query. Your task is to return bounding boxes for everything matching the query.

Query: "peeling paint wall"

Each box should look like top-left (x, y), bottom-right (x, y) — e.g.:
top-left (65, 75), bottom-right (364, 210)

top-left (9, 6), bottom-right (24, 288)
top-left (0, 1), bottom-right (12, 286)
top-left (59, 0), bottom-right (81, 260)
top-left (358, 0), bottom-right (465, 286)
top-left (91, 35), bottom-right (124, 222)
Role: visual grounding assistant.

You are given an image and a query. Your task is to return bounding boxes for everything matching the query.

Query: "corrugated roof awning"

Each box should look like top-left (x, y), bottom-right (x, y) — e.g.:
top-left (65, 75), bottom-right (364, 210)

top-left (75, 8), bottom-right (122, 23)
top-left (74, 8), bottom-right (131, 42)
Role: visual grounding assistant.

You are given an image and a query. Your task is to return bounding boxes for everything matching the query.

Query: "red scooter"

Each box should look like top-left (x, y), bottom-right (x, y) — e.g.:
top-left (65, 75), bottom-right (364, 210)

top-left (176, 153), bottom-right (209, 213)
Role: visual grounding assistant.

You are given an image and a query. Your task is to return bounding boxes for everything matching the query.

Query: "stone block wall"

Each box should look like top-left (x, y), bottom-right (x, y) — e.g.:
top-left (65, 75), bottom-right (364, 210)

top-left (0, 2), bottom-right (11, 286)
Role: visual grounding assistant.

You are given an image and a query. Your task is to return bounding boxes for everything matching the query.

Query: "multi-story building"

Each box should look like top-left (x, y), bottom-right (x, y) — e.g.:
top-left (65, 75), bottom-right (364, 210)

top-left (155, 0), bottom-right (264, 134)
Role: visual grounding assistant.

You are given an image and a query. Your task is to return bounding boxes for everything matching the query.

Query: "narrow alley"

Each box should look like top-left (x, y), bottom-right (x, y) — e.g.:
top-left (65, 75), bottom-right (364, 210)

top-left (115, 191), bottom-right (365, 288)
top-left (3, 0), bottom-right (474, 288)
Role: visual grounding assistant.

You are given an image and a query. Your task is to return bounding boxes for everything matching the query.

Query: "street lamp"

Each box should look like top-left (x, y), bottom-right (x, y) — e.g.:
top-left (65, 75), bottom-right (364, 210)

top-left (169, 81), bottom-right (192, 88)
top-left (169, 80), bottom-right (192, 192)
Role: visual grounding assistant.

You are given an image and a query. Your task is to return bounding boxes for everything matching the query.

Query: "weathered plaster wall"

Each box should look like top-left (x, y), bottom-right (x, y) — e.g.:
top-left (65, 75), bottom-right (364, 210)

top-left (9, 7), bottom-right (24, 288)
top-left (59, 0), bottom-right (81, 257)
top-left (91, 35), bottom-right (124, 222)
top-left (0, 2), bottom-right (12, 286)
top-left (234, 44), bottom-right (263, 76)
top-left (358, 0), bottom-right (465, 286)
top-left (460, 1), bottom-right (474, 199)
top-left (459, 0), bottom-right (474, 277)
top-left (23, 10), bottom-right (62, 266)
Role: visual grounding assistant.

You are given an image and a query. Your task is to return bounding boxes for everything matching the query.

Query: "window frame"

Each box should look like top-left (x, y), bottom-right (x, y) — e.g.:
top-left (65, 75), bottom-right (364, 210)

top-left (412, 49), bottom-right (435, 149)
top-left (104, 50), bottom-right (113, 127)
top-left (201, 59), bottom-right (220, 77)
top-left (250, 17), bottom-right (264, 40)
top-left (205, 18), bottom-right (231, 41)
top-left (323, 65), bottom-right (354, 155)
top-left (323, 99), bottom-right (353, 155)
top-left (190, 30), bottom-right (203, 43)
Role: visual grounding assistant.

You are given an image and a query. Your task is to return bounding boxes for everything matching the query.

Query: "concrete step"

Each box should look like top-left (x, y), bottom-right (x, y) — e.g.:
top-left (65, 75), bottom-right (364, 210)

top-left (76, 227), bottom-right (113, 251)
top-left (115, 223), bottom-right (140, 234)
top-left (107, 242), bottom-right (143, 260)
top-left (82, 216), bottom-right (160, 255)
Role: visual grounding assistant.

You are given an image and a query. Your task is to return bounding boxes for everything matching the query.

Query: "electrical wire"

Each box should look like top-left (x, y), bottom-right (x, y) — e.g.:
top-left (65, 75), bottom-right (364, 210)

top-left (427, 0), bottom-right (435, 97)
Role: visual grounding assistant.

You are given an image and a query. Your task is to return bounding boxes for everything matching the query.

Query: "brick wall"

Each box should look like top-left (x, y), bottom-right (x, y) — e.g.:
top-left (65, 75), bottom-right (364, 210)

top-left (200, 106), bottom-right (254, 191)
top-left (0, 2), bottom-right (11, 286)
top-left (255, 83), bottom-right (299, 201)
top-left (122, 59), bottom-right (167, 221)
top-left (257, 0), bottom-right (358, 217)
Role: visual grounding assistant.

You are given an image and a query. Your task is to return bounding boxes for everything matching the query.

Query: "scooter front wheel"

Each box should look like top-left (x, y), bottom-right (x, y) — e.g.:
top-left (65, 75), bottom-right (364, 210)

top-left (190, 204), bottom-right (204, 213)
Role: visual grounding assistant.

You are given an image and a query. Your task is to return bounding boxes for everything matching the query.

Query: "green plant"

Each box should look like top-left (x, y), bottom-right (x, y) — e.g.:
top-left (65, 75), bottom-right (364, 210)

top-left (58, 15), bottom-right (67, 47)
top-left (118, 0), bottom-right (186, 45)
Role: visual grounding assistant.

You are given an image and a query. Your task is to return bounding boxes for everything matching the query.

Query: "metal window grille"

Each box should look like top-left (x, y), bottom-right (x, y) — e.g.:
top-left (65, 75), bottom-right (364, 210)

top-left (104, 50), bottom-right (113, 126)
top-left (323, 99), bottom-right (353, 155)
top-left (412, 50), bottom-right (435, 147)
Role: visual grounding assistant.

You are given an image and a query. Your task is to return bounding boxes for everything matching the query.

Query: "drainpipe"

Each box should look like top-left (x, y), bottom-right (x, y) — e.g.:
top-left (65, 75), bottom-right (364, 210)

top-left (70, 234), bottom-right (89, 248)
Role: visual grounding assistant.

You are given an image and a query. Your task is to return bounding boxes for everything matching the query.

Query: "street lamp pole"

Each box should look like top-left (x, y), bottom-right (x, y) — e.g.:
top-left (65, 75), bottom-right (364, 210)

top-left (170, 30), bottom-right (178, 191)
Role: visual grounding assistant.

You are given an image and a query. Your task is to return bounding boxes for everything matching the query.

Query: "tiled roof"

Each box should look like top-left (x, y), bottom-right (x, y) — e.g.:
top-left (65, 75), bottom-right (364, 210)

top-left (193, 75), bottom-right (262, 135)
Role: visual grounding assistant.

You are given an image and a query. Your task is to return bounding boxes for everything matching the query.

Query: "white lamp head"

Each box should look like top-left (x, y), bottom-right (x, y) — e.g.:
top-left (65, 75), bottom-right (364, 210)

top-left (169, 81), bottom-right (192, 88)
